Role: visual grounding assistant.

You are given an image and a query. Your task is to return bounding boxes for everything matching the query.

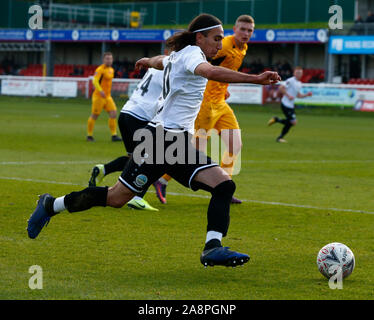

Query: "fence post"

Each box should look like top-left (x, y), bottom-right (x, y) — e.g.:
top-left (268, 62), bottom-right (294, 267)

top-left (294, 43), bottom-right (300, 67)
top-left (305, 0), bottom-right (310, 23)
top-left (8, 0), bottom-right (12, 28)
top-left (277, 0), bottom-right (282, 24)
top-left (176, 1), bottom-right (180, 25)
top-left (361, 55), bottom-right (366, 79)
top-left (153, 2), bottom-right (157, 25)
top-left (224, 0), bottom-right (228, 25)
top-left (251, 0), bottom-right (255, 16)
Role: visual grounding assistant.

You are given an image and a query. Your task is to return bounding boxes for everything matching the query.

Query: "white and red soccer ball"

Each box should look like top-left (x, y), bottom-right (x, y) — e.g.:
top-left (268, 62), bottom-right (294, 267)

top-left (317, 242), bottom-right (355, 279)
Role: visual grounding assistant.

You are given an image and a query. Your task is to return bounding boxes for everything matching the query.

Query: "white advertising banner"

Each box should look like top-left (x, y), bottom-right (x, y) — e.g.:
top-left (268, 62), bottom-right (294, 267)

top-left (295, 86), bottom-right (357, 107)
top-left (1, 79), bottom-right (77, 97)
top-left (1, 79), bottom-right (45, 96)
top-left (356, 90), bottom-right (374, 101)
top-left (52, 81), bottom-right (78, 97)
top-left (226, 84), bottom-right (263, 104)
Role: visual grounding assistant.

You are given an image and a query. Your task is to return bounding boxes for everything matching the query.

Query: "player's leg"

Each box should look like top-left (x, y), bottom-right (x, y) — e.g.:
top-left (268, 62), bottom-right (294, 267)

top-left (277, 119), bottom-right (297, 142)
top-left (215, 104), bottom-right (243, 204)
top-left (153, 174), bottom-right (170, 204)
top-left (276, 104), bottom-right (297, 142)
top-left (87, 96), bottom-right (104, 141)
top-left (89, 112), bottom-right (130, 187)
top-left (166, 135), bottom-right (249, 267)
top-left (216, 107), bottom-right (242, 176)
top-left (105, 97), bottom-right (121, 142)
top-left (27, 182), bottom-right (135, 239)
top-left (28, 148), bottom-right (164, 239)
top-left (87, 113), bottom-right (158, 210)
top-left (268, 103), bottom-right (288, 126)
top-left (268, 116), bottom-right (287, 126)
top-left (194, 100), bottom-right (216, 153)
top-left (89, 112), bottom-right (151, 185)
top-left (88, 156), bottom-right (130, 188)
top-left (89, 112), bottom-right (137, 186)
top-left (187, 166), bottom-right (249, 267)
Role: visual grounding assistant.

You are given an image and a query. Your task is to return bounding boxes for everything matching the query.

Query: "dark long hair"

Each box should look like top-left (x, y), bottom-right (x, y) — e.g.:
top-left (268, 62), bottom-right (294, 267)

top-left (166, 13), bottom-right (222, 52)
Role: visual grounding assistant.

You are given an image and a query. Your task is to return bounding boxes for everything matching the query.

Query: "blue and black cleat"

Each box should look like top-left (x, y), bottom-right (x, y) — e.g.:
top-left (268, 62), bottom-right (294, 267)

top-left (200, 246), bottom-right (250, 268)
top-left (27, 194), bottom-right (53, 239)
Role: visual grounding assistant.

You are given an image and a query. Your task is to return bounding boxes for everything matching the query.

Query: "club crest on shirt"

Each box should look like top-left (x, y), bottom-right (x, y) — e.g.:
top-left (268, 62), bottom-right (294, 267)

top-left (134, 174), bottom-right (148, 188)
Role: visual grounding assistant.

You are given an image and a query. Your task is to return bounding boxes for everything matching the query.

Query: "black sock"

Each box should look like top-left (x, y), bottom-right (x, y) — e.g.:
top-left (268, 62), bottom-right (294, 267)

top-left (104, 156), bottom-right (129, 176)
top-left (276, 118), bottom-right (287, 125)
top-left (206, 180), bottom-right (236, 238)
top-left (64, 186), bottom-right (108, 213)
top-left (204, 239), bottom-right (222, 251)
top-left (45, 196), bottom-right (56, 217)
top-left (278, 122), bottom-right (292, 139)
top-left (138, 188), bottom-right (147, 199)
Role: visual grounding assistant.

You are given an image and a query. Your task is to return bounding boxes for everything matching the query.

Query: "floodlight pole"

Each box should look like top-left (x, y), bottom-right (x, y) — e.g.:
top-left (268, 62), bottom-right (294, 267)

top-left (361, 54), bottom-right (366, 79)
top-left (294, 43), bottom-right (299, 67)
top-left (101, 42), bottom-right (107, 56)
top-left (45, 0), bottom-right (54, 77)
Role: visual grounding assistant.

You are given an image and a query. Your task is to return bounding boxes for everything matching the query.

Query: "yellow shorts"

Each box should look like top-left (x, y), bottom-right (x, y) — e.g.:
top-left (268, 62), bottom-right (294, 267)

top-left (91, 95), bottom-right (117, 115)
top-left (195, 100), bottom-right (240, 138)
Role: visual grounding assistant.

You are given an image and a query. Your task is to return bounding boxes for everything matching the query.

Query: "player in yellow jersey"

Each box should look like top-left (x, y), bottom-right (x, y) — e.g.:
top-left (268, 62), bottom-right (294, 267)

top-left (87, 52), bottom-right (122, 142)
top-left (154, 15), bottom-right (255, 205)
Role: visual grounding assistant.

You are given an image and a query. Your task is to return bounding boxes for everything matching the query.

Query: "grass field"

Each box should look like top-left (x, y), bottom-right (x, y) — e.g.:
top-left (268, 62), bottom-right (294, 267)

top-left (0, 95), bottom-right (373, 300)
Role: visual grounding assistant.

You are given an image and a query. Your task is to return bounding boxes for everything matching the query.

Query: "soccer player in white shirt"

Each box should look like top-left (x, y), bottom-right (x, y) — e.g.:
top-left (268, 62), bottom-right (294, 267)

top-left (268, 67), bottom-right (312, 143)
top-left (88, 67), bottom-right (164, 212)
top-left (28, 14), bottom-right (280, 268)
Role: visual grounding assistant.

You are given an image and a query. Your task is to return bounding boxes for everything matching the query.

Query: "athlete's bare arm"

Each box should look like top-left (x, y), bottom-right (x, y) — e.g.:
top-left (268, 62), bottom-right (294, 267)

top-left (279, 85), bottom-right (294, 100)
top-left (194, 62), bottom-right (280, 85)
top-left (135, 55), bottom-right (166, 71)
top-left (297, 91), bottom-right (313, 98)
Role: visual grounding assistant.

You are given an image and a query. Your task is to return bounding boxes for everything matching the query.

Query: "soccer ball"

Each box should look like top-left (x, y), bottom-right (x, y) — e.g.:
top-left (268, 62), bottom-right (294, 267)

top-left (316, 243), bottom-right (355, 279)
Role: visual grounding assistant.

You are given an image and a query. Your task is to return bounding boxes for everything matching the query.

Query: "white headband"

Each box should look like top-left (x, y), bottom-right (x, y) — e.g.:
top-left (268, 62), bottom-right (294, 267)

top-left (192, 24), bottom-right (222, 33)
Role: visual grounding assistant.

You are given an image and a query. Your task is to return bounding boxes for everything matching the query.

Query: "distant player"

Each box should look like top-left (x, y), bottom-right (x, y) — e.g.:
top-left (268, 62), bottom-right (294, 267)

top-left (156, 15), bottom-right (255, 205)
top-left (268, 66), bottom-right (312, 143)
top-left (89, 67), bottom-right (163, 211)
top-left (87, 52), bottom-right (122, 142)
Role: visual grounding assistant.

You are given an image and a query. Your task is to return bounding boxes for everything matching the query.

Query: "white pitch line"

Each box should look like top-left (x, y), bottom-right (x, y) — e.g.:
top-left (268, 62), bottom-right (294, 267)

top-left (0, 160), bottom-right (104, 165)
top-left (0, 159), bottom-right (373, 165)
top-left (1, 175), bottom-right (373, 215)
top-left (242, 160), bottom-right (374, 164)
top-left (165, 192), bottom-right (374, 215)
top-left (0, 176), bottom-right (83, 186)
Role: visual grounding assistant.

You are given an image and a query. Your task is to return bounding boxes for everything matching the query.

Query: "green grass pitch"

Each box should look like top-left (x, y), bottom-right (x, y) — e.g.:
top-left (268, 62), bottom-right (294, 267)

top-left (0, 95), bottom-right (373, 300)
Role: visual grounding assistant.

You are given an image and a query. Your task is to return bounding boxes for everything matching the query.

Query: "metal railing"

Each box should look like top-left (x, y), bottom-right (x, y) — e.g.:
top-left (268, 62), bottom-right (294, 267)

top-left (45, 3), bottom-right (147, 29)
top-left (330, 22), bottom-right (374, 36)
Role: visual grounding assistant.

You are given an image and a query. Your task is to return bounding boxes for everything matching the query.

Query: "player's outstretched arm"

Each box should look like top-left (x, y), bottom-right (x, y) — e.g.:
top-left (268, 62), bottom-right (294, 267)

top-left (194, 63), bottom-right (281, 85)
top-left (135, 55), bottom-right (166, 71)
top-left (279, 85), bottom-right (294, 100)
top-left (297, 91), bottom-right (313, 98)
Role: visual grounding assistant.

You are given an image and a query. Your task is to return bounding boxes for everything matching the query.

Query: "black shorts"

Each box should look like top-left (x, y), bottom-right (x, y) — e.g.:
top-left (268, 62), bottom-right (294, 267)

top-left (119, 124), bottom-right (218, 194)
top-left (281, 103), bottom-right (297, 121)
top-left (118, 112), bottom-right (149, 154)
